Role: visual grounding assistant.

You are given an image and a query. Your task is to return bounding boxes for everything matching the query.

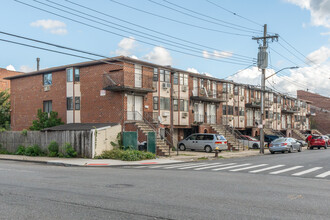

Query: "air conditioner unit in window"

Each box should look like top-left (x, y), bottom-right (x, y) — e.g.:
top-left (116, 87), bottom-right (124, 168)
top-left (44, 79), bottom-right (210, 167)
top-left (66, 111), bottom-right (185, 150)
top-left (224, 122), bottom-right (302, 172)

top-left (162, 111), bottom-right (170, 117)
top-left (229, 94), bottom-right (234, 99)
top-left (44, 85), bottom-right (50, 92)
top-left (162, 82), bottom-right (171, 89)
top-left (240, 119), bottom-right (244, 122)
top-left (240, 97), bottom-right (244, 101)
top-left (182, 112), bottom-right (188, 118)
top-left (181, 85), bottom-right (187, 92)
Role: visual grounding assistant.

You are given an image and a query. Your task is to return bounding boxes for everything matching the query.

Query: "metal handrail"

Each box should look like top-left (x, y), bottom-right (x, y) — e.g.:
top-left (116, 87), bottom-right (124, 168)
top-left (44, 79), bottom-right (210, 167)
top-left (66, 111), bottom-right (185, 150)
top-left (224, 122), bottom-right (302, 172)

top-left (224, 125), bottom-right (245, 151)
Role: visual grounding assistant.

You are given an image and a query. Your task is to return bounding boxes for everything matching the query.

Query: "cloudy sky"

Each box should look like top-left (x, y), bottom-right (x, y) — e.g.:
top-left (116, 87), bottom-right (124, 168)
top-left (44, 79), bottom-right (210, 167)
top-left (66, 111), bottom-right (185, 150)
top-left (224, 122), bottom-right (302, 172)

top-left (0, 0), bottom-right (329, 97)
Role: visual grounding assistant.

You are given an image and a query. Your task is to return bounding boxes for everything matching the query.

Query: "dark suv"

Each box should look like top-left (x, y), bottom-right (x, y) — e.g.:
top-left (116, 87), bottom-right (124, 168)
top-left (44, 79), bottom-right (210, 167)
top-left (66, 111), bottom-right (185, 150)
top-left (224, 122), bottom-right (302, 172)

top-left (255, 135), bottom-right (280, 146)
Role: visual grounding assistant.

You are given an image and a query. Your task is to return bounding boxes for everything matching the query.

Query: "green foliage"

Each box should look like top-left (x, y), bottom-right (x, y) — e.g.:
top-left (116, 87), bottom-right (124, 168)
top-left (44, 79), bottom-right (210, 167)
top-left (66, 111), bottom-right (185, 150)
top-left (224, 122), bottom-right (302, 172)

top-left (24, 145), bottom-right (44, 156)
top-left (29, 109), bottom-right (64, 131)
top-left (0, 90), bottom-right (10, 130)
top-left (97, 149), bottom-right (155, 161)
top-left (110, 132), bottom-right (123, 148)
top-left (0, 144), bottom-right (10, 154)
top-left (15, 145), bottom-right (26, 155)
top-left (21, 129), bottom-right (28, 136)
top-left (48, 141), bottom-right (59, 157)
top-left (60, 143), bottom-right (77, 158)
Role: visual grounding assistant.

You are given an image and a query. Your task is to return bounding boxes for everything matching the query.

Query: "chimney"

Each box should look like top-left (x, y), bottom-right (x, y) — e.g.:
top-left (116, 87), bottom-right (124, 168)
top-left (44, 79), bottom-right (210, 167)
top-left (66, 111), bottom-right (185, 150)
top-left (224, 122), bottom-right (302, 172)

top-left (36, 57), bottom-right (40, 71)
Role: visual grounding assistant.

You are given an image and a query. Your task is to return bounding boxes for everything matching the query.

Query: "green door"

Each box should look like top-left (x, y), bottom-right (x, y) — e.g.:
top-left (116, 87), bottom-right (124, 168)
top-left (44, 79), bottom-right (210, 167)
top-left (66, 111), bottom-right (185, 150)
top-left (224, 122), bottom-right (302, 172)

top-left (122, 131), bottom-right (138, 150)
top-left (147, 132), bottom-right (156, 154)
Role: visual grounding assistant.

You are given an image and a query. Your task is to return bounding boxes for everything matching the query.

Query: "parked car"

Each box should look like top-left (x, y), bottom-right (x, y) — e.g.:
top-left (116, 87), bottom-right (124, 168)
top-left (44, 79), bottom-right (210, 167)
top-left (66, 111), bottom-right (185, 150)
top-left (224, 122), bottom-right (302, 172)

top-left (255, 135), bottom-right (280, 147)
top-left (269, 137), bottom-right (302, 154)
top-left (238, 135), bottom-right (267, 149)
top-left (294, 139), bottom-right (307, 147)
top-left (178, 133), bottom-right (228, 153)
top-left (309, 136), bottom-right (329, 149)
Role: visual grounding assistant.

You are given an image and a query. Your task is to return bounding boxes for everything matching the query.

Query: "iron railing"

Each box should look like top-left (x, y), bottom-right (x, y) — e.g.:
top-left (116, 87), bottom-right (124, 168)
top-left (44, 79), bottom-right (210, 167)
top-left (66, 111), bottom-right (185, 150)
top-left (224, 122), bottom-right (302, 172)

top-left (224, 125), bottom-right (245, 151)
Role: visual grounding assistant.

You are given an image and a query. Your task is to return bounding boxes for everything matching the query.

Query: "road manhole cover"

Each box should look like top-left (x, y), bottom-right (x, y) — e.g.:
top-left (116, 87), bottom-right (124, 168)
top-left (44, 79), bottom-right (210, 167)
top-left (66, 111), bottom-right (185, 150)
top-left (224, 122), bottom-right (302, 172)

top-left (106, 184), bottom-right (134, 188)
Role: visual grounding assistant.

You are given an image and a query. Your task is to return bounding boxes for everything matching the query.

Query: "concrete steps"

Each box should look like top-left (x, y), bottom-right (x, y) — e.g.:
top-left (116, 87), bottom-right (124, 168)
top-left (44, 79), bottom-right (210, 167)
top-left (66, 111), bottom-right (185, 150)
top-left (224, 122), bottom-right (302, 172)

top-left (211, 125), bottom-right (241, 150)
top-left (293, 129), bottom-right (306, 140)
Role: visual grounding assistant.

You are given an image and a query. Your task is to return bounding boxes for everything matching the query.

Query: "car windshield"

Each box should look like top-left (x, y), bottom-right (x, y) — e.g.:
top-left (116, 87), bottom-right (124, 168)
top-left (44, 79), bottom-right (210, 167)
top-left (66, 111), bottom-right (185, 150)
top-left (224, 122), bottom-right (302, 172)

top-left (272, 138), bottom-right (286, 143)
top-left (216, 135), bottom-right (226, 140)
top-left (312, 136), bottom-right (322, 140)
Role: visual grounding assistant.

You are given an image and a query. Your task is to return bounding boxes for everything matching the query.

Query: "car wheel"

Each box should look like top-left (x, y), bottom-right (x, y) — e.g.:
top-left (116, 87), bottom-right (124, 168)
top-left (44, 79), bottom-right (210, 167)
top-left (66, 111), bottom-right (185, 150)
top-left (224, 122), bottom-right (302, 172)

top-left (298, 146), bottom-right (302, 152)
top-left (270, 151), bottom-right (275, 154)
top-left (310, 147), bottom-right (313, 150)
top-left (318, 147), bottom-right (320, 149)
top-left (179, 144), bottom-right (186, 151)
top-left (205, 145), bottom-right (212, 153)
top-left (288, 146), bottom-right (293, 153)
top-left (282, 151), bottom-right (285, 154)
top-left (252, 143), bottom-right (258, 149)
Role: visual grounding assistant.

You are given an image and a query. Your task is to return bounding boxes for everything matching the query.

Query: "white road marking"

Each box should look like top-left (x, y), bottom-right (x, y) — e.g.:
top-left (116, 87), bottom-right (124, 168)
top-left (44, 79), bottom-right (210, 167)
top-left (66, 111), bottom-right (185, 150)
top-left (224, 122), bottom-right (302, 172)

top-left (292, 167), bottom-right (323, 176)
top-left (212, 163), bottom-right (251, 171)
top-left (178, 163), bottom-right (221, 170)
top-left (315, 171), bottom-right (330, 178)
top-left (270, 166), bottom-right (303, 174)
top-left (249, 165), bottom-right (285, 173)
top-left (162, 163), bottom-right (206, 169)
top-left (230, 164), bottom-right (268, 172)
top-left (194, 163), bottom-right (237, 170)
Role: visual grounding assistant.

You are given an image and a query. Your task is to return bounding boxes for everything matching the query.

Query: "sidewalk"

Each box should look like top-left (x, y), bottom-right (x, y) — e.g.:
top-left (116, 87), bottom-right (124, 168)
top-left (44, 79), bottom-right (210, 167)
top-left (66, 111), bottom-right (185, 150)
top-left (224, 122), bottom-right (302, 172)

top-left (0, 149), bottom-right (268, 167)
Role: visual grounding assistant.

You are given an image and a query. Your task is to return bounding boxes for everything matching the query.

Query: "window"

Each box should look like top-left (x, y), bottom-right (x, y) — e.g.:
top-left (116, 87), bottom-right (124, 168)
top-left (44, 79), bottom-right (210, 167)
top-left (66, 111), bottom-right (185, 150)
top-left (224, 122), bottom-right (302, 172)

top-left (67, 97), bottom-right (73, 110)
top-left (207, 80), bottom-right (211, 91)
top-left (251, 91), bottom-right (254, 98)
top-left (234, 86), bottom-right (238, 95)
top-left (160, 97), bottom-right (170, 110)
top-left (235, 106), bottom-right (239, 116)
top-left (266, 110), bottom-right (269, 119)
top-left (173, 72), bottom-right (178, 85)
top-left (74, 68), bottom-right (80, 82)
top-left (228, 84), bottom-right (232, 94)
top-left (75, 97), bottom-right (80, 110)
top-left (153, 97), bottom-right (158, 110)
top-left (222, 105), bottom-right (227, 115)
top-left (153, 68), bottom-right (158, 81)
top-left (228, 106), bottom-right (234, 115)
top-left (180, 99), bottom-right (188, 111)
top-left (240, 87), bottom-right (244, 96)
top-left (222, 83), bottom-right (227, 93)
top-left (200, 78), bottom-right (204, 88)
top-left (43, 101), bottom-right (52, 113)
top-left (43, 73), bottom-right (52, 85)
top-left (239, 107), bottom-right (244, 116)
top-left (212, 82), bottom-right (217, 98)
top-left (173, 99), bottom-right (178, 111)
top-left (165, 70), bottom-right (170, 82)
top-left (159, 69), bottom-right (165, 82)
top-left (67, 68), bottom-right (73, 82)
top-left (184, 74), bottom-right (188, 85)
top-left (179, 73), bottom-right (183, 85)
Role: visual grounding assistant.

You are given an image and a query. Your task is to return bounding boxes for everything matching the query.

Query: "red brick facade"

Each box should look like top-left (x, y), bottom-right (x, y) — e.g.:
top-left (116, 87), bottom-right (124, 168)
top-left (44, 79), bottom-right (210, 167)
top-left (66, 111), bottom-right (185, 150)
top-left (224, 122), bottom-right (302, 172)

top-left (0, 68), bottom-right (21, 91)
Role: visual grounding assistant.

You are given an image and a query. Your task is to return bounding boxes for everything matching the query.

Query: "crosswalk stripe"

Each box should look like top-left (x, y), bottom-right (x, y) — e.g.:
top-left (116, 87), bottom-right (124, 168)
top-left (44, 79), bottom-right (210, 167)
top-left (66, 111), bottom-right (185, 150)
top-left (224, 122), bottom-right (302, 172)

top-left (179, 163), bottom-right (221, 170)
top-left (148, 163), bottom-right (189, 169)
top-left (292, 167), bottom-right (323, 176)
top-left (270, 166), bottom-right (303, 174)
top-left (194, 163), bottom-right (237, 170)
top-left (230, 164), bottom-right (268, 172)
top-left (212, 163), bottom-right (251, 171)
top-left (316, 171), bottom-right (330, 178)
top-left (163, 163), bottom-right (206, 169)
top-left (249, 165), bottom-right (285, 173)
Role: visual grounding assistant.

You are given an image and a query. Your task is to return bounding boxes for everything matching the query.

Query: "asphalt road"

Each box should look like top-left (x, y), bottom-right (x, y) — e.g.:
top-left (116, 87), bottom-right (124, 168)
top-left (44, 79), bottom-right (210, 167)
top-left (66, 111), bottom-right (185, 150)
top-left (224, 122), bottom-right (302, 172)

top-left (0, 149), bottom-right (329, 220)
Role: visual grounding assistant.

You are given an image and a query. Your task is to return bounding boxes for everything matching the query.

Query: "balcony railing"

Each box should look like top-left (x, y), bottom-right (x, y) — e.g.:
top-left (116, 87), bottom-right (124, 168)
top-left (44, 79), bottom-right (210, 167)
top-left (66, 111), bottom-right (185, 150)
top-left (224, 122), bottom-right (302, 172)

top-left (194, 114), bottom-right (204, 123)
top-left (206, 115), bottom-right (216, 124)
top-left (191, 89), bottom-right (226, 103)
top-left (103, 71), bottom-right (155, 93)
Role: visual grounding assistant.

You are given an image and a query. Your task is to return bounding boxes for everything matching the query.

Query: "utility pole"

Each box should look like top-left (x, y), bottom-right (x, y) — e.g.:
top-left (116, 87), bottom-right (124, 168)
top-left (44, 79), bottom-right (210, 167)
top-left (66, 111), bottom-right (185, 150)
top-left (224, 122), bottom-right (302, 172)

top-left (252, 24), bottom-right (278, 154)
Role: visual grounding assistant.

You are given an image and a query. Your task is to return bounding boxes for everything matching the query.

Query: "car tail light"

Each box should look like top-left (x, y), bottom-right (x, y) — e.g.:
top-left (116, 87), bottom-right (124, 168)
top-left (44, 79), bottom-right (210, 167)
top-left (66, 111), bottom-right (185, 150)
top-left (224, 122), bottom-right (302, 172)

top-left (215, 142), bottom-right (222, 144)
top-left (281, 143), bottom-right (288, 146)
top-left (269, 144), bottom-right (273, 147)
top-left (224, 141), bottom-right (227, 144)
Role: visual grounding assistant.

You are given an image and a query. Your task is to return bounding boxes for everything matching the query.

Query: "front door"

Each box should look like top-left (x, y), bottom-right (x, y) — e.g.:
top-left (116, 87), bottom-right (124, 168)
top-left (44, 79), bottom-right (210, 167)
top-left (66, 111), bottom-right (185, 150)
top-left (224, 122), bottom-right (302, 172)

top-left (135, 96), bottom-right (143, 120)
top-left (127, 95), bottom-right (134, 120)
top-left (127, 95), bottom-right (143, 120)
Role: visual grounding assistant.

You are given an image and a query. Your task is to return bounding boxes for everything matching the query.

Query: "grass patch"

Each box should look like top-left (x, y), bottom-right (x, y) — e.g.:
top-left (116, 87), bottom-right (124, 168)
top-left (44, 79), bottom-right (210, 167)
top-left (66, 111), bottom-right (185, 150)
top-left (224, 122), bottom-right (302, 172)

top-left (96, 148), bottom-right (155, 161)
top-left (197, 157), bottom-right (209, 160)
top-left (218, 156), bottom-right (224, 159)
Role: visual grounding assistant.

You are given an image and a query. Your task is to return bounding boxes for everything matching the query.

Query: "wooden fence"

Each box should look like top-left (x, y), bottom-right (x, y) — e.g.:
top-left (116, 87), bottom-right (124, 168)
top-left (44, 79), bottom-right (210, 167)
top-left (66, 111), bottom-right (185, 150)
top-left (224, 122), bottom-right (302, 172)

top-left (0, 130), bottom-right (93, 158)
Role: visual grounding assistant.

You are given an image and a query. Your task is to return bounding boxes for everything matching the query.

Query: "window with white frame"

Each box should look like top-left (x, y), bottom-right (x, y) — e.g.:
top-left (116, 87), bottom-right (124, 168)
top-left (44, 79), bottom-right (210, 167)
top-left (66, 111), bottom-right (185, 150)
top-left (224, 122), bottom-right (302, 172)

top-left (173, 72), bottom-right (178, 85)
top-left (212, 82), bottom-right (217, 98)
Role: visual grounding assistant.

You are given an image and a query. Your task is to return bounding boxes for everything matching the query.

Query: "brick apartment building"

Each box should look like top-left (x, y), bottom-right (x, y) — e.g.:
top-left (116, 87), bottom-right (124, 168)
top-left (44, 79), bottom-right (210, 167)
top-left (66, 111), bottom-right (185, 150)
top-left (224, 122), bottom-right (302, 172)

top-left (0, 68), bottom-right (22, 91)
top-left (297, 90), bottom-right (330, 134)
top-left (6, 56), bottom-right (313, 155)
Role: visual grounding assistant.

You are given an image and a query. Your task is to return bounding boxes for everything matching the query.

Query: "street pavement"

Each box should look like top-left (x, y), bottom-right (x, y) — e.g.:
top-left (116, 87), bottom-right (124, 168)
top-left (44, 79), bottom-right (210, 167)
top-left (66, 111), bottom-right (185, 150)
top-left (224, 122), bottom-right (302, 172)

top-left (0, 148), bottom-right (329, 219)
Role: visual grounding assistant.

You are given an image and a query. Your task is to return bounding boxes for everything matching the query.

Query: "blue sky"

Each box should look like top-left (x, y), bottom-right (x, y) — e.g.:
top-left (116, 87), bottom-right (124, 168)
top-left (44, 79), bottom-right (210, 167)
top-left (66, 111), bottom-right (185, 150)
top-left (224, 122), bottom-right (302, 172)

top-left (1, 0), bottom-right (329, 96)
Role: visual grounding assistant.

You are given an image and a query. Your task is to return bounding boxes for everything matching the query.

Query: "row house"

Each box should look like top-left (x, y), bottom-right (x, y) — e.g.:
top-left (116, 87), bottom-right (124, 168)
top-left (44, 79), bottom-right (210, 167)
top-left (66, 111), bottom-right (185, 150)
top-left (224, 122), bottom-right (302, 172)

top-left (6, 56), bottom-right (312, 155)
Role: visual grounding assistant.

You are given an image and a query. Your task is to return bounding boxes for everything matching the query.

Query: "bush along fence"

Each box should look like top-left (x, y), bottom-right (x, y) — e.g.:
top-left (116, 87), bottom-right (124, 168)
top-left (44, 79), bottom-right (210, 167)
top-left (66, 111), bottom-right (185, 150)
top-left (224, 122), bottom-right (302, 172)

top-left (0, 130), bottom-right (92, 158)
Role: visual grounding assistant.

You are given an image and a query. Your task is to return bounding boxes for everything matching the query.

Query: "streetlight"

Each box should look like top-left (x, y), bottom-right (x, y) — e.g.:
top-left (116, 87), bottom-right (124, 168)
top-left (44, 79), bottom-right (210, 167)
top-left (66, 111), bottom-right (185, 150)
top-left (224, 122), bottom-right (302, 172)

top-left (265, 66), bottom-right (299, 80)
top-left (259, 66), bottom-right (299, 154)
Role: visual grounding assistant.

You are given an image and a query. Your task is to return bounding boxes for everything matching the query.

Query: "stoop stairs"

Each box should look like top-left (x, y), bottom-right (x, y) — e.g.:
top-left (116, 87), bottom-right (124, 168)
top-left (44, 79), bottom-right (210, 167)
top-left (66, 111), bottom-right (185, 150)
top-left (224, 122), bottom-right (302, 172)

top-left (292, 129), bottom-right (306, 140)
top-left (211, 124), bottom-right (241, 150)
top-left (135, 122), bottom-right (170, 156)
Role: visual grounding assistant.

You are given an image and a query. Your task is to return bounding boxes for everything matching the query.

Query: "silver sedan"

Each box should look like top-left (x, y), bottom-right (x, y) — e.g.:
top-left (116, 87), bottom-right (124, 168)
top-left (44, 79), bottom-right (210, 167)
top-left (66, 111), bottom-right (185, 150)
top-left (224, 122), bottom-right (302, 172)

top-left (269, 138), bottom-right (302, 154)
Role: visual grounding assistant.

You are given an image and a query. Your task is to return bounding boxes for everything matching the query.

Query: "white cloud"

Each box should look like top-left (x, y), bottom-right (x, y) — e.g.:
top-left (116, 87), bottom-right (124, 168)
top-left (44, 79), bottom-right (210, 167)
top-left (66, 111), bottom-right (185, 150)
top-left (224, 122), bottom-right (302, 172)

top-left (227, 65), bottom-right (330, 96)
top-left (142, 46), bottom-right (172, 65)
top-left (6, 65), bottom-right (16, 71)
top-left (213, 50), bottom-right (233, 58)
top-left (286, 0), bottom-right (330, 28)
top-left (30, 19), bottom-right (67, 35)
top-left (19, 65), bottom-right (35, 73)
top-left (115, 37), bottom-right (136, 56)
top-left (320, 31), bottom-right (330, 35)
top-left (203, 51), bottom-right (210, 58)
top-left (186, 67), bottom-right (199, 73)
top-left (306, 46), bottom-right (330, 64)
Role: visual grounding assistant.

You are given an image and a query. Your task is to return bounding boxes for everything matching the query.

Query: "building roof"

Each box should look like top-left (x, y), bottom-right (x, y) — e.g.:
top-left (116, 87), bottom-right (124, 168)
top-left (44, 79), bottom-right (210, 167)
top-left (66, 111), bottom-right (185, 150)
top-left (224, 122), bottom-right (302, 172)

top-left (42, 123), bottom-right (118, 131)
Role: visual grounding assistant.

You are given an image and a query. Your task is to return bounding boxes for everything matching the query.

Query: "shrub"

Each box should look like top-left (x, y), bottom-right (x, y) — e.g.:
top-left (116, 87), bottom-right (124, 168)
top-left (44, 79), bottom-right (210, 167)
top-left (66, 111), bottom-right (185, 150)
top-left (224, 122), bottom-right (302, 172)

top-left (48, 141), bottom-right (59, 157)
top-left (24, 144), bottom-right (44, 156)
top-left (97, 149), bottom-right (155, 161)
top-left (21, 129), bottom-right (28, 136)
top-left (60, 143), bottom-right (77, 158)
top-left (15, 145), bottom-right (26, 155)
top-left (0, 144), bottom-right (10, 154)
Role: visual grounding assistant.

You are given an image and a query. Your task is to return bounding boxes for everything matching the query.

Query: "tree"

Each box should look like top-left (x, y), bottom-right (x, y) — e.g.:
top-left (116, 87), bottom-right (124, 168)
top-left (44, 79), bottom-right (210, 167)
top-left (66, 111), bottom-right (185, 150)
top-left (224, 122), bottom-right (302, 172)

top-left (0, 90), bottom-right (10, 130)
top-left (29, 109), bottom-right (64, 131)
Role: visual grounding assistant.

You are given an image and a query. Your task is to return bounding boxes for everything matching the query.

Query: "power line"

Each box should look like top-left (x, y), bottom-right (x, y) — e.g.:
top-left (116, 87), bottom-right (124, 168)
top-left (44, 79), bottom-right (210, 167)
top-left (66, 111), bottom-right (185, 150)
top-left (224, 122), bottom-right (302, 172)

top-left (149, 0), bottom-right (262, 33)
top-left (224, 64), bottom-right (256, 79)
top-left (15, 0), bottom-right (252, 66)
top-left (205, 0), bottom-right (263, 27)
top-left (45, 0), bottom-right (254, 63)
top-left (65, 0), bottom-right (254, 60)
top-left (108, 0), bottom-right (253, 37)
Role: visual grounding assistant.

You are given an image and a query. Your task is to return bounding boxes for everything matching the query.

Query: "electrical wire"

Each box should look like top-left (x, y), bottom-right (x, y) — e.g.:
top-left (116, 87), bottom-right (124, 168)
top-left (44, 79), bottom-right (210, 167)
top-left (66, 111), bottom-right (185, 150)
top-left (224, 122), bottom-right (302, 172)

top-left (108, 0), bottom-right (253, 37)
